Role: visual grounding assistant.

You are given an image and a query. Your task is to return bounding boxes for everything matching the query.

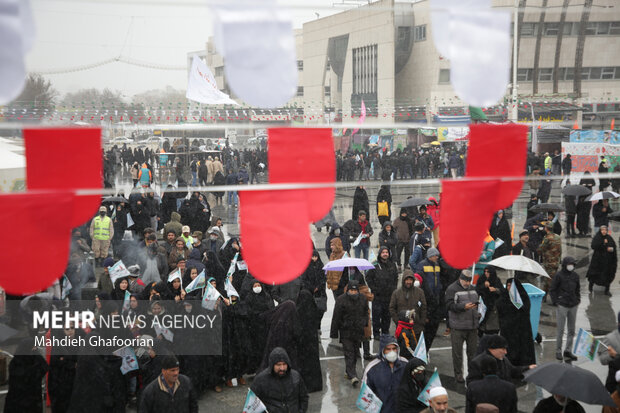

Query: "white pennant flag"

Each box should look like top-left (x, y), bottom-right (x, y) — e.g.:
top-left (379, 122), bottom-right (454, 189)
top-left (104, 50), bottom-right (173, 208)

top-left (243, 389), bottom-right (267, 413)
top-left (352, 232), bottom-right (364, 248)
top-left (413, 331), bottom-right (428, 364)
top-left (185, 270), bottom-right (206, 293)
top-left (113, 346), bottom-right (139, 375)
top-left (225, 277), bottom-right (239, 298)
top-left (509, 282), bottom-right (523, 309)
top-left (122, 290), bottom-right (131, 312)
top-left (202, 280), bottom-right (222, 310)
top-left (356, 381), bottom-right (383, 413)
top-left (226, 252), bottom-right (239, 278)
top-left (186, 55), bottom-right (238, 105)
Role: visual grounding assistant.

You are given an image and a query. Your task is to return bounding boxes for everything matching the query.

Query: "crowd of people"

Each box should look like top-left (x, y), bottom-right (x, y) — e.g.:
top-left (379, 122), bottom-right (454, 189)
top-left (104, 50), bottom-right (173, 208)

top-left (5, 140), bottom-right (620, 413)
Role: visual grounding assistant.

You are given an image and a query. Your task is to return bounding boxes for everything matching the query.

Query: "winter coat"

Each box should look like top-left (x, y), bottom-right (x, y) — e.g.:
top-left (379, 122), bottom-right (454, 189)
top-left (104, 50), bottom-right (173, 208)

top-left (533, 396), bottom-right (586, 413)
top-left (466, 350), bottom-right (528, 385)
top-left (139, 374), bottom-right (198, 413)
top-left (465, 375), bottom-right (517, 413)
top-left (489, 214), bottom-right (511, 258)
top-left (212, 171), bottom-right (226, 197)
top-left (67, 353), bottom-right (126, 413)
top-left (260, 302), bottom-right (301, 371)
top-left (352, 186), bottom-right (370, 220)
top-left (598, 330), bottom-right (620, 394)
top-left (366, 250), bottom-right (399, 303)
top-left (396, 357), bottom-right (428, 413)
top-left (586, 232), bottom-right (618, 286)
top-left (3, 340), bottom-right (48, 413)
top-left (326, 238), bottom-right (345, 292)
top-left (392, 213), bottom-right (413, 243)
top-left (416, 259), bottom-right (443, 323)
top-left (343, 218), bottom-right (374, 246)
top-left (475, 268), bottom-right (504, 332)
top-left (538, 232), bottom-right (562, 276)
top-left (445, 280), bottom-right (480, 330)
top-left (245, 284), bottom-right (275, 373)
top-left (324, 223), bottom-right (351, 255)
top-left (164, 212), bottom-right (183, 237)
top-left (378, 222), bottom-right (398, 257)
top-left (363, 335), bottom-right (407, 413)
top-left (593, 201), bottom-right (613, 227)
top-left (389, 271), bottom-right (427, 337)
top-left (272, 277), bottom-right (302, 304)
top-left (251, 347), bottom-right (309, 413)
top-left (409, 244), bottom-right (428, 269)
top-left (330, 291), bottom-right (368, 342)
top-left (296, 290), bottom-right (323, 392)
top-left (550, 258), bottom-right (581, 307)
top-left (565, 195), bottom-right (577, 215)
top-left (496, 279), bottom-right (536, 366)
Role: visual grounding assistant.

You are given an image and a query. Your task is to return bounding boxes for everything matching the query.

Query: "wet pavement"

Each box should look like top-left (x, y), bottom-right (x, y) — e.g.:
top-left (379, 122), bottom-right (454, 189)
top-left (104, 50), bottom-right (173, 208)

top-left (192, 179), bottom-right (620, 413)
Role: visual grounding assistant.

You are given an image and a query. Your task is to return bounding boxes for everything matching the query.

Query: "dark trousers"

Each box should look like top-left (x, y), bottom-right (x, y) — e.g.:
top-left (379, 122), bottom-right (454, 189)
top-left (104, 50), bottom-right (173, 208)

top-left (341, 339), bottom-right (360, 379)
top-left (395, 241), bottom-right (411, 267)
top-left (372, 301), bottom-right (391, 337)
top-left (566, 214), bottom-right (576, 236)
top-left (378, 216), bottom-right (390, 226)
top-left (424, 320), bottom-right (440, 350)
top-left (450, 328), bottom-right (478, 376)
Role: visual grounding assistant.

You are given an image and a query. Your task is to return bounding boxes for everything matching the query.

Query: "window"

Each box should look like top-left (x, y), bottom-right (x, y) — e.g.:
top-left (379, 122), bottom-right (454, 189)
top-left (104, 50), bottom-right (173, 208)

top-left (580, 68), bottom-right (591, 80)
top-left (296, 86), bottom-right (304, 97)
top-left (326, 60), bottom-right (331, 71)
top-left (611, 22), bottom-right (620, 35)
top-left (521, 23), bottom-right (537, 37)
top-left (585, 22), bottom-right (597, 35)
top-left (538, 68), bottom-right (553, 82)
top-left (601, 67), bottom-right (616, 79)
top-left (215, 66), bottom-right (224, 77)
top-left (564, 67), bottom-right (574, 80)
top-left (324, 86), bottom-right (331, 97)
top-left (589, 67), bottom-right (602, 80)
top-left (544, 23), bottom-right (559, 36)
top-left (352, 44), bottom-right (378, 95)
top-left (297, 60), bottom-right (304, 71)
top-left (616, 67), bottom-right (620, 80)
top-left (517, 68), bottom-right (532, 81)
top-left (397, 27), bottom-right (411, 51)
top-left (439, 69), bottom-right (450, 84)
top-left (414, 25), bottom-right (426, 42)
top-left (597, 22), bottom-right (610, 35)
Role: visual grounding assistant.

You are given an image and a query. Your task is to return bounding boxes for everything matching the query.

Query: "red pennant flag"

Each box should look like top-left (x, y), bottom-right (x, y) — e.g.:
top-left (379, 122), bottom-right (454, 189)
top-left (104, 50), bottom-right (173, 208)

top-left (24, 128), bottom-right (103, 227)
top-left (612, 118), bottom-right (616, 130)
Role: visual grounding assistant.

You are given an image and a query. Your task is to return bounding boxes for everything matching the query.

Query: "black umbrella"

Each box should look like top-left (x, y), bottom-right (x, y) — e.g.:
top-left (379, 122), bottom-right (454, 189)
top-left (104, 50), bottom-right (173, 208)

top-left (103, 196), bottom-right (129, 203)
top-left (529, 203), bottom-right (565, 213)
top-left (562, 185), bottom-right (591, 197)
top-left (400, 197), bottom-right (433, 208)
top-left (523, 362), bottom-right (615, 406)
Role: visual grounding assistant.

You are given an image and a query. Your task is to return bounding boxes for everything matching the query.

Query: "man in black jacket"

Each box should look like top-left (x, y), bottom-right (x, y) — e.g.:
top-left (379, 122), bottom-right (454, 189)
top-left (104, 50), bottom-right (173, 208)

top-left (139, 355), bottom-right (198, 413)
top-left (465, 355), bottom-right (517, 413)
top-left (250, 347), bottom-right (309, 413)
top-left (367, 246), bottom-right (399, 338)
top-left (550, 256), bottom-right (580, 361)
top-left (467, 335), bottom-right (535, 385)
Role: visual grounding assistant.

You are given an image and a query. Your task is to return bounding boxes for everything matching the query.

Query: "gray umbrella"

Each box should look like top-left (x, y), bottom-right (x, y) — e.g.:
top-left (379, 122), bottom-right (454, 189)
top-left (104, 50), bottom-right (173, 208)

top-left (523, 362), bottom-right (615, 406)
top-left (562, 185), bottom-right (591, 197)
top-left (103, 196), bottom-right (129, 203)
top-left (400, 197), bottom-right (433, 208)
top-left (529, 203), bottom-right (565, 213)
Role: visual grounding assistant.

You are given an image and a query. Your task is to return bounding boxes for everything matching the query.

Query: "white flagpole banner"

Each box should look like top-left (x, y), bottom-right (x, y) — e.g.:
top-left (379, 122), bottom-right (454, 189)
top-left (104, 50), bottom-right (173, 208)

top-left (417, 369), bottom-right (442, 407)
top-left (186, 270), bottom-right (206, 293)
top-left (356, 381), bottom-right (383, 413)
top-left (113, 346), bottom-right (139, 375)
top-left (243, 389), bottom-right (267, 413)
top-left (186, 55), bottom-right (238, 105)
top-left (413, 331), bottom-right (428, 364)
top-left (109, 260), bottom-right (131, 284)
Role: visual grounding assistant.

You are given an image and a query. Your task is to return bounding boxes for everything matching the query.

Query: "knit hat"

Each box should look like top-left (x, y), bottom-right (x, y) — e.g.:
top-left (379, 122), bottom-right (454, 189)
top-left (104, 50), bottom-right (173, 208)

top-left (358, 210), bottom-right (367, 216)
top-left (414, 273), bottom-right (423, 284)
top-left (487, 334), bottom-right (508, 349)
top-left (427, 247), bottom-right (440, 258)
top-left (103, 258), bottom-right (115, 268)
top-left (161, 355), bottom-right (179, 370)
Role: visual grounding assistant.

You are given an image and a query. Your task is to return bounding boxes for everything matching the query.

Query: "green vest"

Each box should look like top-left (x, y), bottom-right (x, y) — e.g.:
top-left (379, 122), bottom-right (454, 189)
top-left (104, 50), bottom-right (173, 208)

top-left (93, 216), bottom-right (112, 240)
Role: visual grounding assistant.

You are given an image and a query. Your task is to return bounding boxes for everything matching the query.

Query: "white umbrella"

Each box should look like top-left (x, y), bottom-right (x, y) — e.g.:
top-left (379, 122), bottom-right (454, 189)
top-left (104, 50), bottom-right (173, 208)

top-left (586, 191), bottom-right (620, 202)
top-left (486, 255), bottom-right (550, 278)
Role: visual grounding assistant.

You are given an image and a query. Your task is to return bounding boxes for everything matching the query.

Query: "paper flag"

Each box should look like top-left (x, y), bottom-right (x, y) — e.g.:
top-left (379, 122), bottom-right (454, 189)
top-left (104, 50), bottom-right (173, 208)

top-left (122, 290), bottom-right (131, 312)
top-left (167, 268), bottom-right (182, 283)
top-left (369, 250), bottom-right (377, 264)
top-left (226, 252), bottom-right (239, 278)
top-left (239, 190), bottom-right (313, 285)
top-left (267, 128), bottom-right (335, 222)
top-left (154, 325), bottom-right (174, 342)
top-left (113, 346), bottom-right (139, 375)
top-left (413, 331), bottom-right (428, 363)
top-left (573, 328), bottom-right (600, 361)
top-left (61, 276), bottom-right (72, 300)
top-left (24, 128), bottom-right (103, 227)
top-left (109, 260), bottom-right (131, 284)
top-left (202, 280), bottom-right (222, 310)
top-left (440, 179), bottom-right (500, 268)
top-left (185, 270), bottom-right (206, 293)
top-left (243, 389), bottom-right (267, 413)
top-left (465, 124), bottom-right (528, 211)
top-left (356, 381), bottom-right (383, 413)
top-left (509, 282), bottom-right (523, 310)
top-left (352, 232), bottom-right (364, 248)
top-left (0, 190), bottom-right (73, 294)
top-left (225, 277), bottom-right (239, 298)
top-left (186, 55), bottom-right (237, 105)
top-left (478, 296), bottom-right (487, 321)
top-left (417, 369), bottom-right (442, 407)
top-left (214, 8), bottom-right (297, 108)
top-left (237, 260), bottom-right (248, 271)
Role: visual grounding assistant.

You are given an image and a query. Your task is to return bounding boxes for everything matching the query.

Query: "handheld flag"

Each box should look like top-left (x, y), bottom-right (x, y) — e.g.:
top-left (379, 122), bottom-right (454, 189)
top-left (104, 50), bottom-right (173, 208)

top-left (61, 276), bottom-right (72, 300)
top-left (226, 252), bottom-right (239, 278)
top-left (225, 277), bottom-right (239, 298)
top-left (122, 290), bottom-right (131, 312)
top-left (478, 296), bottom-right (487, 321)
top-left (168, 268), bottom-right (182, 283)
top-left (356, 380), bottom-right (383, 413)
top-left (352, 232), bottom-right (364, 248)
top-left (185, 270), bottom-right (206, 293)
top-left (369, 250), bottom-right (377, 264)
top-left (113, 346), bottom-right (139, 375)
top-left (417, 369), bottom-right (442, 407)
top-left (508, 282), bottom-right (523, 309)
top-left (154, 324), bottom-right (174, 342)
top-left (202, 280), bottom-right (222, 310)
top-left (242, 389), bottom-right (267, 413)
top-left (413, 331), bottom-right (428, 363)
top-left (109, 260), bottom-right (130, 284)
top-left (573, 328), bottom-right (601, 361)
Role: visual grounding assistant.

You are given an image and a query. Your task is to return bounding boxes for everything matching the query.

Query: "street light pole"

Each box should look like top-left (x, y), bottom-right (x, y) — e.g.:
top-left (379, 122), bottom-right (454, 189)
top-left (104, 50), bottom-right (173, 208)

top-left (510, 0), bottom-right (519, 122)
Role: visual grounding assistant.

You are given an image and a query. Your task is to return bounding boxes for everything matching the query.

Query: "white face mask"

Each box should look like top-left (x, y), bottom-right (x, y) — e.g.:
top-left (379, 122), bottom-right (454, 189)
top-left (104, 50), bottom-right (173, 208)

top-left (566, 264), bottom-right (575, 272)
top-left (385, 350), bottom-right (398, 363)
top-left (334, 229), bottom-right (340, 236)
top-left (414, 280), bottom-right (421, 288)
top-left (253, 286), bottom-right (262, 294)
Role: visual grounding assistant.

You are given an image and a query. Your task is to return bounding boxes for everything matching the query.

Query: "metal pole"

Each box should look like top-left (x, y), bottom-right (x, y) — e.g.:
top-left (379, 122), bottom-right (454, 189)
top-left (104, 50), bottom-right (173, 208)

top-left (511, 0), bottom-right (519, 122)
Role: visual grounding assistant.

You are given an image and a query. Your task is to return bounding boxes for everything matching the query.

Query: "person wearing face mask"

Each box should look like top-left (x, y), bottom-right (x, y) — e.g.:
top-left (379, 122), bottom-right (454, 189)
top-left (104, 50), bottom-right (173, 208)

top-left (330, 280), bottom-right (368, 386)
top-left (363, 335), bottom-right (407, 413)
top-left (389, 270), bottom-right (427, 347)
top-left (205, 227), bottom-right (224, 253)
top-left (550, 256), bottom-right (580, 361)
top-left (599, 312), bottom-right (620, 395)
top-left (90, 205), bottom-right (114, 266)
top-left (396, 357), bottom-right (428, 413)
top-left (586, 225), bottom-right (617, 295)
top-left (245, 281), bottom-right (275, 374)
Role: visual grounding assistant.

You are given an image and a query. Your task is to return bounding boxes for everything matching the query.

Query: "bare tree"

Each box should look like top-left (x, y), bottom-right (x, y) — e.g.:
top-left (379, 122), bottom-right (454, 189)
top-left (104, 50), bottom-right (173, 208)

top-left (11, 73), bottom-right (58, 110)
